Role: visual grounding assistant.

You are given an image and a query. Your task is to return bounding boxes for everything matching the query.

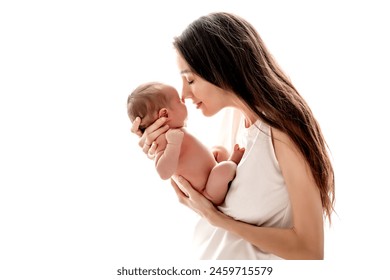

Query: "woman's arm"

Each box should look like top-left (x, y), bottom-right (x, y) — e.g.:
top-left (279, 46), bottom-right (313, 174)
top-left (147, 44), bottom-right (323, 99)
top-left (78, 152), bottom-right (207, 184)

top-left (171, 128), bottom-right (324, 260)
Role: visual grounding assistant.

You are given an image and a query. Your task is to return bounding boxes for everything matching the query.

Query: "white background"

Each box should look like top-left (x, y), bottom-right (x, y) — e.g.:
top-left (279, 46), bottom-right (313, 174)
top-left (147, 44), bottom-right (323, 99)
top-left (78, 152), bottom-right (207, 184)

top-left (1, 0), bottom-right (389, 279)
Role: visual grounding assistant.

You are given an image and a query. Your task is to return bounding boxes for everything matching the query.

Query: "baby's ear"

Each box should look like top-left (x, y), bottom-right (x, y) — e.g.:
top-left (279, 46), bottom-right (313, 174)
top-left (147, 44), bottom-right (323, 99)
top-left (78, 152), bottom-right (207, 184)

top-left (158, 108), bottom-right (169, 118)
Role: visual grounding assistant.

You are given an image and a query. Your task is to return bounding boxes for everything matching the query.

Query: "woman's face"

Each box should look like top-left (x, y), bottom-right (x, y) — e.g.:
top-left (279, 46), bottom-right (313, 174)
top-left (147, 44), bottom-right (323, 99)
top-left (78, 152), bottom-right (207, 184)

top-left (176, 53), bottom-right (233, 117)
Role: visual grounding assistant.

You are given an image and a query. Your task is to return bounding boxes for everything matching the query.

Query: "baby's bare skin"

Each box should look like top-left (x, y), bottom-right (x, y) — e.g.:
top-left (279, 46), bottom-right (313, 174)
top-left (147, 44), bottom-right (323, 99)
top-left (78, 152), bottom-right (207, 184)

top-left (128, 83), bottom-right (244, 205)
top-left (154, 128), bottom-right (244, 205)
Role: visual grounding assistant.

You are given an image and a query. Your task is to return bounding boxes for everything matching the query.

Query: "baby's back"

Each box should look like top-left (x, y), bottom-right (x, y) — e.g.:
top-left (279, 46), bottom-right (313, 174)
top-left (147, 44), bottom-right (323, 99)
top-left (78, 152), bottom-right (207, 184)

top-left (176, 129), bottom-right (216, 192)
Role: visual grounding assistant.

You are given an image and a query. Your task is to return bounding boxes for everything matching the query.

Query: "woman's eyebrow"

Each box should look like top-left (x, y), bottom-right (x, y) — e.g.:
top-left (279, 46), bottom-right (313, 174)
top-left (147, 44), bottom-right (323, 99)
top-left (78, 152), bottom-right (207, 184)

top-left (180, 69), bottom-right (191, 74)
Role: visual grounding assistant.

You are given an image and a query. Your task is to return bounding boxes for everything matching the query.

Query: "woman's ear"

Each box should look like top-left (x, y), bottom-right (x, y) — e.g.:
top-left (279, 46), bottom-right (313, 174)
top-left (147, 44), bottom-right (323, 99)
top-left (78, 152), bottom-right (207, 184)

top-left (158, 108), bottom-right (169, 118)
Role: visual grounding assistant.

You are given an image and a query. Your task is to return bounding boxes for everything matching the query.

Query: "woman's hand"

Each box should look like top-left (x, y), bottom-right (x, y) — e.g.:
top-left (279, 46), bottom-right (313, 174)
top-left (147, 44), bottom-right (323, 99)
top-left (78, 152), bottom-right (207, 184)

top-left (171, 175), bottom-right (230, 227)
top-left (130, 116), bottom-right (169, 158)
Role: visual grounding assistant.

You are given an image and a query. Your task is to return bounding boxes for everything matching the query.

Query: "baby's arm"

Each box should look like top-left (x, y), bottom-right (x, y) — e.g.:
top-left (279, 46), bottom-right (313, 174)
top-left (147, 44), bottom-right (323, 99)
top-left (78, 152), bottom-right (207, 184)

top-left (155, 129), bottom-right (184, 180)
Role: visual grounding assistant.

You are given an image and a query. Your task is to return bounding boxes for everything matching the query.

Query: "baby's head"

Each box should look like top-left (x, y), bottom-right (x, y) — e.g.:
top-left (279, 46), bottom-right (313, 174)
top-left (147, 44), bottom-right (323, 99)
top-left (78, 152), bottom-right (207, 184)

top-left (127, 82), bottom-right (188, 132)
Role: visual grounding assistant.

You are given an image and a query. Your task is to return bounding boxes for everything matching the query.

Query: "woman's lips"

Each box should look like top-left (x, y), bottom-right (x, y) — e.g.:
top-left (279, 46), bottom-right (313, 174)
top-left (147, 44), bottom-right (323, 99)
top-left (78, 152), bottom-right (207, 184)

top-left (195, 102), bottom-right (202, 109)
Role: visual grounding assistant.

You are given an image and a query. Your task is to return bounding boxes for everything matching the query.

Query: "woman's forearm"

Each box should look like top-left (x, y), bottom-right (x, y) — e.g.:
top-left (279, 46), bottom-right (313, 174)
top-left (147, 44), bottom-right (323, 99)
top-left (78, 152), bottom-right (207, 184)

top-left (171, 175), bottom-right (324, 260)
top-left (212, 211), bottom-right (324, 260)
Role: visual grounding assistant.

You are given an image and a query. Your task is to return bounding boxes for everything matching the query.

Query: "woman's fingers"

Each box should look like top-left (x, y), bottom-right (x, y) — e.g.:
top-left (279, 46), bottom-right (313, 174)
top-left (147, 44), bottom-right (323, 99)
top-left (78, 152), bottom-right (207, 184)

top-left (142, 141), bottom-right (152, 155)
top-left (171, 176), bottom-right (217, 219)
top-left (147, 142), bottom-right (158, 159)
top-left (130, 117), bottom-right (143, 137)
top-left (143, 119), bottom-right (169, 141)
top-left (171, 177), bottom-right (189, 205)
top-left (138, 117), bottom-right (169, 147)
top-left (171, 176), bottom-right (204, 217)
top-left (172, 175), bottom-right (196, 198)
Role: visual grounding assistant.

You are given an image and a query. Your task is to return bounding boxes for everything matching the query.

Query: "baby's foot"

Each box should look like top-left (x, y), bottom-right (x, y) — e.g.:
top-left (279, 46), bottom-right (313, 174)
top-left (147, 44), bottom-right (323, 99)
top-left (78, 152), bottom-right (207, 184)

top-left (229, 144), bottom-right (245, 165)
top-left (211, 145), bottom-right (229, 162)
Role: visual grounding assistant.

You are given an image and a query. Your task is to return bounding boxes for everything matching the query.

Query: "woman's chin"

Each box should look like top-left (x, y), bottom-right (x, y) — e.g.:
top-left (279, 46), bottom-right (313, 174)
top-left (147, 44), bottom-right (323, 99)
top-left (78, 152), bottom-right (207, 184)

top-left (200, 107), bottom-right (220, 117)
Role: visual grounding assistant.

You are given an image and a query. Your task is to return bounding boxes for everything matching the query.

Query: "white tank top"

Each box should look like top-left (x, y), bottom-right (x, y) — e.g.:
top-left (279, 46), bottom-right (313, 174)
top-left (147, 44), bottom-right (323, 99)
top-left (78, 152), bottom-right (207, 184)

top-left (192, 110), bottom-right (292, 259)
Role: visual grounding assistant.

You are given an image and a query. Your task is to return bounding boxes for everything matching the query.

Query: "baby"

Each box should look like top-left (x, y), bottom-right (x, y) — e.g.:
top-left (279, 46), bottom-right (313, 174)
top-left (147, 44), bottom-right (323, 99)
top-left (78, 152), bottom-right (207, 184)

top-left (127, 82), bottom-right (244, 205)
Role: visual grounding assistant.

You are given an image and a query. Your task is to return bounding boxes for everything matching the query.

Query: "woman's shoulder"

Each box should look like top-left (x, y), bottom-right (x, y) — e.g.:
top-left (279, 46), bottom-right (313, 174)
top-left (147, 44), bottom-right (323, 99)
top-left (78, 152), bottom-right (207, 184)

top-left (270, 127), bottom-right (304, 166)
top-left (270, 127), bottom-right (296, 150)
top-left (270, 127), bottom-right (313, 186)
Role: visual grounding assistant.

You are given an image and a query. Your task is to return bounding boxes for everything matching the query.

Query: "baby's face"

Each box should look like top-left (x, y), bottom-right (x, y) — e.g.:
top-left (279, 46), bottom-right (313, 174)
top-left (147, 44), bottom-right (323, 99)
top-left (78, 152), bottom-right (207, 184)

top-left (165, 87), bottom-right (188, 128)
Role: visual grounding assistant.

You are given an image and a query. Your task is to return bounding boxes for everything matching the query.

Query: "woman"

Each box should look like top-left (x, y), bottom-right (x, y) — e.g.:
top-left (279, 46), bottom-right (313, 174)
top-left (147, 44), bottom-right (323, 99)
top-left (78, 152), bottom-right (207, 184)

top-left (131, 12), bottom-right (335, 260)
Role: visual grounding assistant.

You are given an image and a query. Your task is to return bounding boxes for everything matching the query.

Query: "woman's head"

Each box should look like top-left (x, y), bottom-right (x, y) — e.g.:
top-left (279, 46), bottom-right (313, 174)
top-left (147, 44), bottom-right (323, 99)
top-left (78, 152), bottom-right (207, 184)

top-left (173, 12), bottom-right (335, 222)
top-left (173, 12), bottom-right (273, 108)
top-left (176, 54), bottom-right (237, 117)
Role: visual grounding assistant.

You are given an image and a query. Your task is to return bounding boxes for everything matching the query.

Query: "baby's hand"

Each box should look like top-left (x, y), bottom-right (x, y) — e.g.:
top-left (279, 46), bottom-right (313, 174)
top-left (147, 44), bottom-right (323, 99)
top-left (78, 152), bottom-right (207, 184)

top-left (166, 129), bottom-right (184, 144)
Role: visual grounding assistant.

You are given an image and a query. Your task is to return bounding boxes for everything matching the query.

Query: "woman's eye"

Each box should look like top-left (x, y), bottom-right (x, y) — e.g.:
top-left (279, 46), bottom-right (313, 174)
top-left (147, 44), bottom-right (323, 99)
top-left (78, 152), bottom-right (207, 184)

top-left (187, 80), bottom-right (194, 85)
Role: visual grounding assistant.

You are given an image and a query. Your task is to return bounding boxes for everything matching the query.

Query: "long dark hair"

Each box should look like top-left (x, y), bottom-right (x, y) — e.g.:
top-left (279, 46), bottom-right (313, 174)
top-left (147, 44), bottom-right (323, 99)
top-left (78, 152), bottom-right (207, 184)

top-left (173, 12), bottom-right (335, 223)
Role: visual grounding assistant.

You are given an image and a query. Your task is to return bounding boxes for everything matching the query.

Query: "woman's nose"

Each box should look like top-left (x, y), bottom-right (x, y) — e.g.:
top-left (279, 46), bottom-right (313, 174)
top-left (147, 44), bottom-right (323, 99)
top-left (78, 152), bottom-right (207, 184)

top-left (181, 85), bottom-right (192, 100)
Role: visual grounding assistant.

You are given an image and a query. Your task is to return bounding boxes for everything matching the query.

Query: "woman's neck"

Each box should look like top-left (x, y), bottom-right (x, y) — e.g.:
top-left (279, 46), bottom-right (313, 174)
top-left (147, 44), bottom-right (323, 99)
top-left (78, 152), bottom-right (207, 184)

top-left (226, 92), bottom-right (259, 128)
top-left (236, 102), bottom-right (258, 128)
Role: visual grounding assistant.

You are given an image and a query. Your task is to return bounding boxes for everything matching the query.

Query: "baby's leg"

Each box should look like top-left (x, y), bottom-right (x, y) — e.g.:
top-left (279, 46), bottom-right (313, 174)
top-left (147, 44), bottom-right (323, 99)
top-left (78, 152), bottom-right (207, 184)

top-left (202, 161), bottom-right (238, 206)
top-left (203, 144), bottom-right (245, 205)
top-left (211, 145), bottom-right (229, 162)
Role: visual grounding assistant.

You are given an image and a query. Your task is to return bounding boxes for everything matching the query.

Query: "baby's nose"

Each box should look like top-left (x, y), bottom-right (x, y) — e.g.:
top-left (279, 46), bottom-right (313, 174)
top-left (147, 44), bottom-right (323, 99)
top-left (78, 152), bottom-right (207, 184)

top-left (181, 91), bottom-right (188, 100)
